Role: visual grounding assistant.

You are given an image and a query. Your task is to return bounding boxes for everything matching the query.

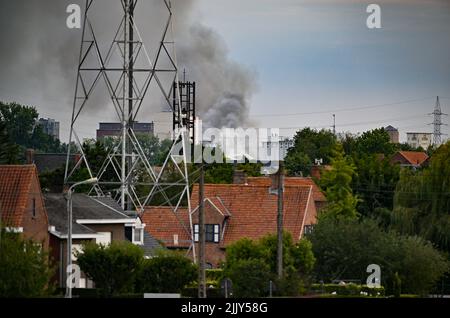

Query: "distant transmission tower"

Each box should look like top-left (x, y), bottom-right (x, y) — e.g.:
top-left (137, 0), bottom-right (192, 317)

top-left (64, 0), bottom-right (196, 257)
top-left (429, 96), bottom-right (448, 146)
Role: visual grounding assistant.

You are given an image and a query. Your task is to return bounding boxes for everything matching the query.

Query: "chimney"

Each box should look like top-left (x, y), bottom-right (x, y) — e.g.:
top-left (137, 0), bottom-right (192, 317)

top-left (269, 169), bottom-right (284, 195)
top-left (233, 170), bottom-right (247, 184)
top-left (25, 149), bottom-right (35, 164)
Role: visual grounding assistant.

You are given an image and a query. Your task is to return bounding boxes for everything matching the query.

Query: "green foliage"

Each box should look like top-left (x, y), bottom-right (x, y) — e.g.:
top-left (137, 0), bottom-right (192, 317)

top-left (391, 141), bottom-right (450, 251)
top-left (352, 154), bottom-right (400, 221)
top-left (285, 128), bottom-right (336, 176)
top-left (0, 119), bottom-right (20, 164)
top-left (136, 250), bottom-right (197, 294)
top-left (308, 217), bottom-right (448, 295)
top-left (319, 143), bottom-right (359, 219)
top-left (0, 101), bottom-right (65, 155)
top-left (227, 258), bottom-right (272, 298)
top-left (0, 231), bottom-right (55, 297)
top-left (353, 128), bottom-right (395, 156)
top-left (76, 241), bottom-right (144, 297)
top-left (224, 233), bottom-right (315, 297)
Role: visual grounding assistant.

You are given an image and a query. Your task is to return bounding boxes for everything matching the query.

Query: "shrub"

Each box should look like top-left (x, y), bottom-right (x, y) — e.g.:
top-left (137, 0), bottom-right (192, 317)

top-left (76, 241), bottom-right (144, 297)
top-left (308, 217), bottom-right (449, 295)
top-left (227, 258), bottom-right (272, 298)
top-left (136, 251), bottom-right (197, 294)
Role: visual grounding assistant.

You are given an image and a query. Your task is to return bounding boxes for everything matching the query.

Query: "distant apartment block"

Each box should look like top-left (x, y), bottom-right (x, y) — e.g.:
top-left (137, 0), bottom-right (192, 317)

top-left (385, 125), bottom-right (399, 143)
top-left (37, 118), bottom-right (60, 140)
top-left (406, 132), bottom-right (432, 149)
top-left (96, 122), bottom-right (154, 139)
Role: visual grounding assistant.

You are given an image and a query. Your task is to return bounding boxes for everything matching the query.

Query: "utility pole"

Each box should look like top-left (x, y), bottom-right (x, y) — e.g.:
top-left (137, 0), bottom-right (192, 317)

top-left (198, 163), bottom-right (206, 298)
top-left (332, 114), bottom-right (336, 136)
top-left (276, 161), bottom-right (284, 279)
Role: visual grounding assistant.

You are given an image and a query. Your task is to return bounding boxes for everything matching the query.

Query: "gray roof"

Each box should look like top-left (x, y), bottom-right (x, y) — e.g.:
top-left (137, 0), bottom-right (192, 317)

top-left (45, 193), bottom-right (132, 236)
top-left (385, 125), bottom-right (398, 132)
top-left (141, 231), bottom-right (164, 257)
top-left (34, 154), bottom-right (78, 173)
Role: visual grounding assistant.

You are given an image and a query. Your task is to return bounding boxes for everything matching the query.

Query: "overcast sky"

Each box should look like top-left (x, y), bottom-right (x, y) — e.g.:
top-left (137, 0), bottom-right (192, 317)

top-left (194, 0), bottom-right (450, 142)
top-left (0, 0), bottom-right (449, 143)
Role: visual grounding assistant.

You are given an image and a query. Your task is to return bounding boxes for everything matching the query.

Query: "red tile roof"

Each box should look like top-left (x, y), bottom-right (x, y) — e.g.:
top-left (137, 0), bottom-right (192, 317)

top-left (395, 151), bottom-right (429, 166)
top-left (142, 183), bottom-right (316, 248)
top-left (0, 165), bottom-right (38, 227)
top-left (141, 206), bottom-right (191, 247)
top-left (247, 177), bottom-right (326, 202)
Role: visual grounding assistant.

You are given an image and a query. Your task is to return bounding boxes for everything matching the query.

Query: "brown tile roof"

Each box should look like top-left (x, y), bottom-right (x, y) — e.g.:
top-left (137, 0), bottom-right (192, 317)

top-left (142, 183), bottom-right (316, 248)
top-left (141, 206), bottom-right (191, 247)
top-left (396, 151), bottom-right (429, 166)
top-left (247, 177), bottom-right (326, 202)
top-left (0, 165), bottom-right (38, 227)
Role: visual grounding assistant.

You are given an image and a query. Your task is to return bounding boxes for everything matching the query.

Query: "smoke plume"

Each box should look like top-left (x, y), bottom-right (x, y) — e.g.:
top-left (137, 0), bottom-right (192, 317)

top-left (0, 0), bottom-right (257, 139)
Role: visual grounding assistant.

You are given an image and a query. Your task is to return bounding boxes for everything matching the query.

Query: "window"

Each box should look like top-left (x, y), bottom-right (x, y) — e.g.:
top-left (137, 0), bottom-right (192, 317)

top-left (96, 232), bottom-right (112, 246)
top-left (133, 227), bottom-right (144, 245)
top-left (32, 198), bottom-right (36, 218)
top-left (194, 224), bottom-right (199, 242)
top-left (303, 225), bottom-right (314, 235)
top-left (194, 224), bottom-right (220, 243)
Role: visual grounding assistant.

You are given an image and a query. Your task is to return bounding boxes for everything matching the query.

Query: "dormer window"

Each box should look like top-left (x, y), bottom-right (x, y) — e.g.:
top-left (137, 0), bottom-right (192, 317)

top-left (132, 226), bottom-right (144, 245)
top-left (194, 224), bottom-right (220, 243)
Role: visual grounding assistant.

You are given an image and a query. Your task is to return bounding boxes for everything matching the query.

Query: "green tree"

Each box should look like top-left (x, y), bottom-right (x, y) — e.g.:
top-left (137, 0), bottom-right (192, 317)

top-left (136, 250), bottom-right (197, 294)
top-left (391, 141), bottom-right (450, 252)
top-left (308, 217), bottom-right (448, 295)
top-left (0, 231), bottom-right (55, 297)
top-left (319, 143), bottom-right (359, 219)
top-left (352, 154), bottom-right (400, 222)
top-left (76, 241), bottom-right (144, 297)
top-left (0, 101), bottom-right (39, 146)
top-left (353, 128), bottom-right (395, 156)
top-left (0, 119), bottom-right (20, 164)
top-left (285, 128), bottom-right (336, 176)
top-left (227, 258), bottom-right (272, 298)
top-left (224, 233), bottom-right (315, 297)
top-left (0, 101), bottom-right (65, 154)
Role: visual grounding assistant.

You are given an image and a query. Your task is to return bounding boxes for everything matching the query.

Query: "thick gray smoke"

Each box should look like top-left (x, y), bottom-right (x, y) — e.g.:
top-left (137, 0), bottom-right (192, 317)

top-left (176, 23), bottom-right (257, 128)
top-left (0, 0), bottom-right (257, 138)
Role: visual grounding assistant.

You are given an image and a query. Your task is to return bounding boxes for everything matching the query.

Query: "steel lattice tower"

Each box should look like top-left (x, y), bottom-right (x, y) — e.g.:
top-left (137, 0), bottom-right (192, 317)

top-left (64, 0), bottom-right (196, 258)
top-left (429, 96), bottom-right (448, 146)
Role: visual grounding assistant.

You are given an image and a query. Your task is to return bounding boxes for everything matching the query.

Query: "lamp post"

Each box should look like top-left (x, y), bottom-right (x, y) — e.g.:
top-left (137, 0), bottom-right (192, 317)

top-left (65, 177), bottom-right (98, 298)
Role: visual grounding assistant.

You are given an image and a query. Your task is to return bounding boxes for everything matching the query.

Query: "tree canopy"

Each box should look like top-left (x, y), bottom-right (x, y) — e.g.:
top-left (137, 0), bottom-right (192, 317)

top-left (0, 231), bottom-right (55, 297)
top-left (284, 128), bottom-right (336, 176)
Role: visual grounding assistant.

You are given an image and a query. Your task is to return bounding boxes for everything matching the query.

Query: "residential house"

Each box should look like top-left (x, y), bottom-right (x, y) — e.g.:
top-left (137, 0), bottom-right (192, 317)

top-left (142, 176), bottom-right (318, 268)
top-left (0, 165), bottom-right (49, 250)
top-left (245, 176), bottom-right (327, 211)
top-left (44, 193), bottom-right (159, 288)
top-left (391, 151), bottom-right (429, 168)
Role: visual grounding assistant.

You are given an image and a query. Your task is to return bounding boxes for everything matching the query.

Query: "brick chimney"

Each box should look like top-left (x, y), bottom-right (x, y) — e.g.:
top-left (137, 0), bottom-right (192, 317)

top-left (233, 170), bottom-right (247, 184)
top-left (25, 149), bottom-right (35, 164)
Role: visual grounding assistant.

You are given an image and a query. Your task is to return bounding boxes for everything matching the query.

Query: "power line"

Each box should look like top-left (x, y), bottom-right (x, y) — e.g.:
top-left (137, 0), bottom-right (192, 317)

top-left (251, 97), bottom-right (435, 118)
top-left (274, 113), bottom-right (427, 130)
